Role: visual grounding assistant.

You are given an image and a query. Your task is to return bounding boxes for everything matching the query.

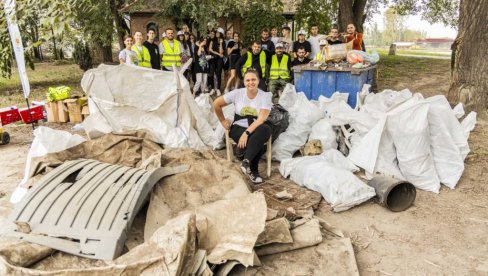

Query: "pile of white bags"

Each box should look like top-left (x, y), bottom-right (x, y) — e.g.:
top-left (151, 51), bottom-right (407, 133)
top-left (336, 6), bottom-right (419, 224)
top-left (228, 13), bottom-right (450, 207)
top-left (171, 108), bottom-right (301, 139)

top-left (280, 149), bottom-right (376, 212)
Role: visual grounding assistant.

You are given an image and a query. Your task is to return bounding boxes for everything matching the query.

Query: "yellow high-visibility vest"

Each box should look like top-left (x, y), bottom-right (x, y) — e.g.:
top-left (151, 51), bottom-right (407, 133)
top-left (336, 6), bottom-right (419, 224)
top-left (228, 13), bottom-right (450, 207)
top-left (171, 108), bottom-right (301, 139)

top-left (242, 51), bottom-right (266, 76)
top-left (131, 45), bottom-right (151, 68)
top-left (161, 40), bottom-right (181, 67)
top-left (269, 54), bottom-right (290, 80)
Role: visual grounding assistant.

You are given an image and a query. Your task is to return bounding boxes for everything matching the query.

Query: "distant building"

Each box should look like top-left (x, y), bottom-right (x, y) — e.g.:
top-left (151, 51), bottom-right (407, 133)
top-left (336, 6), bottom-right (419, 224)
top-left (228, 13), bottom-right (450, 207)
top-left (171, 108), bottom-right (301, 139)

top-left (393, 42), bottom-right (416, 48)
top-left (120, 0), bottom-right (298, 43)
top-left (416, 38), bottom-right (454, 48)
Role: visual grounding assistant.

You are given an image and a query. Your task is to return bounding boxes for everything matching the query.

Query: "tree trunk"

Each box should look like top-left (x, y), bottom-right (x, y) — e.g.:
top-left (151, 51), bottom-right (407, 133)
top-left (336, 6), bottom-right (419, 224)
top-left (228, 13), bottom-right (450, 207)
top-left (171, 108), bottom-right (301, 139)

top-left (447, 0), bottom-right (488, 112)
top-left (110, 0), bottom-right (127, 51)
top-left (92, 40), bottom-right (113, 64)
top-left (338, 0), bottom-right (368, 33)
top-left (51, 27), bottom-right (58, 60)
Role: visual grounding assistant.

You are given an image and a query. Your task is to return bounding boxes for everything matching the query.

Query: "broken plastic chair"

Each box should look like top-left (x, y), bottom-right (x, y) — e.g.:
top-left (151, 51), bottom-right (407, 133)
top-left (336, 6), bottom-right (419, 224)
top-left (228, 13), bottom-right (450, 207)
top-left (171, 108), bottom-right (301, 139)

top-left (224, 129), bottom-right (272, 177)
top-left (0, 159), bottom-right (189, 260)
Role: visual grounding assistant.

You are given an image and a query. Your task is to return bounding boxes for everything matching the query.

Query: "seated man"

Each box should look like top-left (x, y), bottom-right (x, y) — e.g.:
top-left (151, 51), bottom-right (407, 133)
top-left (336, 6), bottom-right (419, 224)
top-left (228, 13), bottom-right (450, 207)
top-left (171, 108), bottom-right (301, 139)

top-left (268, 43), bottom-right (292, 103)
top-left (291, 47), bottom-right (311, 67)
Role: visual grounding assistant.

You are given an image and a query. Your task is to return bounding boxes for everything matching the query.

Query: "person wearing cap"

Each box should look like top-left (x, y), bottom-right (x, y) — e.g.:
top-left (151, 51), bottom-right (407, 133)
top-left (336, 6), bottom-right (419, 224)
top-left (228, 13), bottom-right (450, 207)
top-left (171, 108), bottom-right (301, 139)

top-left (176, 30), bottom-right (191, 79)
top-left (159, 28), bottom-right (183, 71)
top-left (293, 30), bottom-right (312, 59)
top-left (314, 39), bottom-right (328, 63)
top-left (143, 28), bottom-right (161, 70)
top-left (208, 28), bottom-right (225, 96)
top-left (260, 28), bottom-right (275, 55)
top-left (132, 31), bottom-right (152, 68)
top-left (235, 40), bottom-right (270, 91)
top-left (308, 24), bottom-right (323, 59)
top-left (268, 42), bottom-right (292, 103)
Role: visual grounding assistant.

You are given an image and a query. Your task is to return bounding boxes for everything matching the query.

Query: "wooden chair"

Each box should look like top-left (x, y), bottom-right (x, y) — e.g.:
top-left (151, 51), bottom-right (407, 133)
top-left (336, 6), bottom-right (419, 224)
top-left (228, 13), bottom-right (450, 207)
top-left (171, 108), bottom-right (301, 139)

top-left (225, 129), bottom-right (272, 177)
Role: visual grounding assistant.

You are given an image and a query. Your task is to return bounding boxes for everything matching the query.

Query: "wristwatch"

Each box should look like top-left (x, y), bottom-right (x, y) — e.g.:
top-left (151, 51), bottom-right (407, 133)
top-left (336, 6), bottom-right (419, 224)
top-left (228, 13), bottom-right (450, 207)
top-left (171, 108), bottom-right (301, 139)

top-left (245, 130), bottom-right (251, 136)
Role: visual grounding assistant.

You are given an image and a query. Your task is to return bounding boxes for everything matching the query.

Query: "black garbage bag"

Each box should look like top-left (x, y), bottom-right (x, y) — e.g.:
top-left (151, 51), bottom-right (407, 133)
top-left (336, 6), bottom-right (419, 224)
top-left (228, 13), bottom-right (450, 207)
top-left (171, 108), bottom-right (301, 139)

top-left (266, 104), bottom-right (290, 142)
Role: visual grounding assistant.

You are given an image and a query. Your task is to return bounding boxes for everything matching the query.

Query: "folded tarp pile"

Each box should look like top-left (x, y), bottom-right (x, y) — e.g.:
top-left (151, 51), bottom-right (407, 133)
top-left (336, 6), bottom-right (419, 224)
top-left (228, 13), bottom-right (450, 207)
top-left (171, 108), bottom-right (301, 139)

top-left (272, 84), bottom-right (477, 211)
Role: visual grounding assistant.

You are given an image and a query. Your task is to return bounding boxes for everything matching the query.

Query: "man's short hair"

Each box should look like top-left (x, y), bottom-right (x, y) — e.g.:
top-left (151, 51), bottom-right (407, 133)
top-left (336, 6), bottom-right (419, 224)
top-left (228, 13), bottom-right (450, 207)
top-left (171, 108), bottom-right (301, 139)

top-left (282, 26), bottom-right (291, 32)
top-left (310, 24), bottom-right (318, 28)
top-left (297, 46), bottom-right (306, 51)
top-left (147, 28), bottom-right (156, 33)
top-left (165, 27), bottom-right (174, 32)
top-left (251, 40), bottom-right (261, 46)
top-left (261, 28), bottom-right (269, 33)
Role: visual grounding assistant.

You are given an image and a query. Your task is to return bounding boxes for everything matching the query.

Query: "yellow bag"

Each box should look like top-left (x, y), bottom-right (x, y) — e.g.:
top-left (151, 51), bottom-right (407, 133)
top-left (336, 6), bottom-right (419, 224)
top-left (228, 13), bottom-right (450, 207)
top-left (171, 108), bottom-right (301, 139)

top-left (46, 86), bottom-right (71, 102)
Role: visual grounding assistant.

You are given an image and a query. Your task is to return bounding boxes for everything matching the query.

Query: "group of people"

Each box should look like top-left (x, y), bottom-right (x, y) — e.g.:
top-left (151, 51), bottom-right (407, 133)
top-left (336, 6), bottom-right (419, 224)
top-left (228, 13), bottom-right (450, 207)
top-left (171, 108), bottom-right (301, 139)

top-left (118, 23), bottom-right (364, 184)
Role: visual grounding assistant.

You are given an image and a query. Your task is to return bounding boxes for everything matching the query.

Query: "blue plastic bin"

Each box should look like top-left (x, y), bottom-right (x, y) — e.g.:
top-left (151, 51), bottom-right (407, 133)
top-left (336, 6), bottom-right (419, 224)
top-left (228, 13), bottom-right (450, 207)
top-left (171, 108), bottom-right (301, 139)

top-left (293, 66), bottom-right (375, 108)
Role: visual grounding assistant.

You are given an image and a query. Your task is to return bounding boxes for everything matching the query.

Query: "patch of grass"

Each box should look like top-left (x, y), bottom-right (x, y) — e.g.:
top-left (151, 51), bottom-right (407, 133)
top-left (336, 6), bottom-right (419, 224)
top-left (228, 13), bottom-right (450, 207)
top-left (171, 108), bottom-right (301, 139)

top-left (0, 62), bottom-right (84, 107)
top-left (377, 53), bottom-right (450, 80)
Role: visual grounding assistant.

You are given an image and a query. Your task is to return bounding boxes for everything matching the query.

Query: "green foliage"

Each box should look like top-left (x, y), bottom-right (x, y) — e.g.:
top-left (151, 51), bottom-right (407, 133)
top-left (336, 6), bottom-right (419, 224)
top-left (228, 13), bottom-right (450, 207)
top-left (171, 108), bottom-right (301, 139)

top-left (391, 0), bottom-right (459, 28)
top-left (295, 0), bottom-right (338, 34)
top-left (73, 40), bottom-right (92, 71)
top-left (241, 1), bottom-right (286, 46)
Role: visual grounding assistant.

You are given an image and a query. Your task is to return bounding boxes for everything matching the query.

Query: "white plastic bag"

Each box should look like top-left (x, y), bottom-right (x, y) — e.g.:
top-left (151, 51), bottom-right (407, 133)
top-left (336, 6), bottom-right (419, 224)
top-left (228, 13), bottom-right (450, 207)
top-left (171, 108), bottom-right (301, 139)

top-left (195, 93), bottom-right (219, 128)
top-left (11, 127), bottom-right (87, 203)
top-left (424, 96), bottom-right (465, 189)
top-left (272, 85), bottom-right (321, 161)
top-left (387, 98), bottom-right (440, 193)
top-left (309, 119), bottom-right (338, 151)
top-left (280, 150), bottom-right (374, 212)
top-left (461, 111), bottom-right (477, 140)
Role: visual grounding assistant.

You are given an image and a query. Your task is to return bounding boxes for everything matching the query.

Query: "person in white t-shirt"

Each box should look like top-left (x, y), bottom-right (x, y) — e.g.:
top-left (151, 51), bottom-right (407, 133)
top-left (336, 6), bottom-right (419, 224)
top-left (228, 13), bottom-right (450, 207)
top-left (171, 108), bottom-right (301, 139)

top-left (308, 24), bottom-right (322, 58)
top-left (118, 35), bottom-right (138, 66)
top-left (213, 69), bottom-right (272, 184)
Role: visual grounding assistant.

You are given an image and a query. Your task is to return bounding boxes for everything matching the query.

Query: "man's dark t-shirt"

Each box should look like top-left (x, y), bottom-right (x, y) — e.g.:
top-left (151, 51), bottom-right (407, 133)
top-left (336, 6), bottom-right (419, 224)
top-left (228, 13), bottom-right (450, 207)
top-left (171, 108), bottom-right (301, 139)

top-left (291, 57), bottom-right (311, 67)
top-left (327, 39), bottom-right (342, 45)
top-left (143, 41), bottom-right (161, 70)
top-left (292, 40), bottom-right (312, 54)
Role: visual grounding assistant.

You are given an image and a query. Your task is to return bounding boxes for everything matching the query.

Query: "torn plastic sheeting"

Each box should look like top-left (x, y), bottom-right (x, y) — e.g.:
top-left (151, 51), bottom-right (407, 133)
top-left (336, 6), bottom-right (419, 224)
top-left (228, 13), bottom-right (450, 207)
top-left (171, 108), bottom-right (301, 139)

top-left (255, 217), bottom-right (293, 247)
top-left (255, 218), bottom-right (322, 256)
top-left (195, 93), bottom-right (219, 129)
top-left (461, 111), bottom-right (477, 141)
top-left (10, 126), bottom-right (86, 204)
top-left (0, 213), bottom-right (198, 276)
top-left (280, 150), bottom-right (374, 212)
top-left (190, 192), bottom-right (267, 267)
top-left (452, 103), bottom-right (465, 119)
top-left (144, 149), bottom-right (251, 240)
top-left (212, 105), bottom-right (235, 150)
top-left (81, 64), bottom-right (216, 149)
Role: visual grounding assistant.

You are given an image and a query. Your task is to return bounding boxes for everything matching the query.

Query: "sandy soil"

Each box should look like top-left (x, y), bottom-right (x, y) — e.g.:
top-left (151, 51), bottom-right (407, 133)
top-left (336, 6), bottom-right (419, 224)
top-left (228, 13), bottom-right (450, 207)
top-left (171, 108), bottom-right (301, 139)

top-left (1, 70), bottom-right (487, 275)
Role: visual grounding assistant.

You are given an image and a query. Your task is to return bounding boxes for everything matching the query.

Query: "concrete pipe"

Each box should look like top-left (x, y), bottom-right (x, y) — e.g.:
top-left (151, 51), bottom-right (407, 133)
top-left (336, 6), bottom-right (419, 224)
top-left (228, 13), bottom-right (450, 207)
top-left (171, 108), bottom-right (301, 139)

top-left (367, 176), bottom-right (416, 212)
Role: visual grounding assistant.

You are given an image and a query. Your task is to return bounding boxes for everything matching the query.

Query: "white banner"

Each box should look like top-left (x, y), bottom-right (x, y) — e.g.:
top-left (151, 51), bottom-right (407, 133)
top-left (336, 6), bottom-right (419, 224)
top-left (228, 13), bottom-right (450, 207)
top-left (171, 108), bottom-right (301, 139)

top-left (5, 0), bottom-right (30, 99)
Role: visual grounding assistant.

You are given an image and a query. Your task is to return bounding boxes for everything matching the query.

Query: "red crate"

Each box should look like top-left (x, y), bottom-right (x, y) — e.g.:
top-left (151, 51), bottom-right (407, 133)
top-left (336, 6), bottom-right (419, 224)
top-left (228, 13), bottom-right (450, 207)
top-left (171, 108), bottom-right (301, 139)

top-left (0, 106), bottom-right (21, 126)
top-left (19, 105), bottom-right (44, 124)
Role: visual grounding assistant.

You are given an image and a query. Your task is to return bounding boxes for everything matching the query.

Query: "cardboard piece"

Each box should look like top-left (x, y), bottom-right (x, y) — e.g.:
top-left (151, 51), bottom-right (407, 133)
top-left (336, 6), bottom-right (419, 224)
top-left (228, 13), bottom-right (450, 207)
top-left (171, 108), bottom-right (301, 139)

top-left (64, 98), bottom-right (82, 123)
top-left (81, 105), bottom-right (90, 120)
top-left (57, 101), bottom-right (69, 123)
top-left (45, 102), bottom-right (59, 122)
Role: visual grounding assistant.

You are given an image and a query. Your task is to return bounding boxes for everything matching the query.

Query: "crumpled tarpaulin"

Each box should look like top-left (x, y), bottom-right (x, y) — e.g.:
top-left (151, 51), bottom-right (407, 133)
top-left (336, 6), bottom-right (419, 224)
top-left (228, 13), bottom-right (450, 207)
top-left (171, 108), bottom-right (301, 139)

top-left (81, 64), bottom-right (215, 149)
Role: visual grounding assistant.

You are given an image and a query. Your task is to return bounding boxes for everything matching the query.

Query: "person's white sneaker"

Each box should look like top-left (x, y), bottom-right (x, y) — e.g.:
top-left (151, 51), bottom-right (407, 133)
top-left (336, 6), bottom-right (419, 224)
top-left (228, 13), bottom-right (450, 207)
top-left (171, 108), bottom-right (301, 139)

top-left (216, 89), bottom-right (221, 96)
top-left (209, 89), bottom-right (215, 95)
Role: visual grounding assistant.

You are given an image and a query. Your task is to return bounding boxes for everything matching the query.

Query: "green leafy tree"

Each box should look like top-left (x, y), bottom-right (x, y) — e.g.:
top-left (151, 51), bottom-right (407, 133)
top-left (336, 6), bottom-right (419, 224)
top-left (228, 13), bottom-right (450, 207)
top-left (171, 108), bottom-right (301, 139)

top-left (73, 40), bottom-right (93, 71)
top-left (383, 7), bottom-right (406, 44)
top-left (295, 0), bottom-right (337, 35)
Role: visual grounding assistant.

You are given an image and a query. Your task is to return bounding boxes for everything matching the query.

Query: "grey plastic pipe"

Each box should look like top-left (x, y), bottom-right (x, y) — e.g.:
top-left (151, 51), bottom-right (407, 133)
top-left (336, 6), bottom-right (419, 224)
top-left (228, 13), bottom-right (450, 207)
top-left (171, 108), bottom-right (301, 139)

top-left (367, 176), bottom-right (416, 212)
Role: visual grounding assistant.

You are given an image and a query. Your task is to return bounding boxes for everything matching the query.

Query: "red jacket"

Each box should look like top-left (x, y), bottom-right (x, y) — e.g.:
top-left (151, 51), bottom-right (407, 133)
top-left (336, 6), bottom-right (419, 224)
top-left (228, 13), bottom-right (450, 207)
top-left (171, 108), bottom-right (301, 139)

top-left (344, 32), bottom-right (363, 51)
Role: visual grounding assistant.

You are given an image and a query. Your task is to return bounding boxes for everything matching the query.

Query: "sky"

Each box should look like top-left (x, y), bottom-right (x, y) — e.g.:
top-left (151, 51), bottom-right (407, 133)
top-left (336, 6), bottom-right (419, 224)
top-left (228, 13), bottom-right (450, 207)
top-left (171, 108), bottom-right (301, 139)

top-left (367, 6), bottom-right (458, 39)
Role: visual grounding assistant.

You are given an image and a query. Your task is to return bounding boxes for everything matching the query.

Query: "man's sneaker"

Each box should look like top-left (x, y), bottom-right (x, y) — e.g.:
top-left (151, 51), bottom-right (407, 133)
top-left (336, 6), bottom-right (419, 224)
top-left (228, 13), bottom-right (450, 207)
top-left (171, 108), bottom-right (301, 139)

top-left (249, 171), bottom-right (263, 184)
top-left (240, 159), bottom-right (251, 174)
top-left (209, 89), bottom-right (215, 95)
top-left (216, 89), bottom-right (221, 96)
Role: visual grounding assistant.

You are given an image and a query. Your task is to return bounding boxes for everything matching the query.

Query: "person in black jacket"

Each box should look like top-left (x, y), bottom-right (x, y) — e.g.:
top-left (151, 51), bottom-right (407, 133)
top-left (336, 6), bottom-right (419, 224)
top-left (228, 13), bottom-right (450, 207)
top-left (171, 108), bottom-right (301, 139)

top-left (235, 41), bottom-right (270, 91)
top-left (260, 28), bottom-right (275, 55)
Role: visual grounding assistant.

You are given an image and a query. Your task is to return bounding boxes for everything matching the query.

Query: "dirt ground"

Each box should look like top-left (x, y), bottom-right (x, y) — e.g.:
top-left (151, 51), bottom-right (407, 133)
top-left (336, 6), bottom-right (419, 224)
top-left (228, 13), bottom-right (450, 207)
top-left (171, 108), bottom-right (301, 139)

top-left (1, 60), bottom-right (487, 275)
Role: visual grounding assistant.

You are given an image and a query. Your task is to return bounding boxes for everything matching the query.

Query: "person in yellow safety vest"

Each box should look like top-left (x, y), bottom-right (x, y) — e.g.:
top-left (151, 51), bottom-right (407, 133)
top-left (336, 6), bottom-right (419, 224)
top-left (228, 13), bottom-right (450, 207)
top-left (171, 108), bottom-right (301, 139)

top-left (158, 28), bottom-right (183, 71)
top-left (131, 31), bottom-right (152, 68)
top-left (314, 39), bottom-right (329, 64)
top-left (268, 43), bottom-right (292, 103)
top-left (235, 41), bottom-right (270, 91)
